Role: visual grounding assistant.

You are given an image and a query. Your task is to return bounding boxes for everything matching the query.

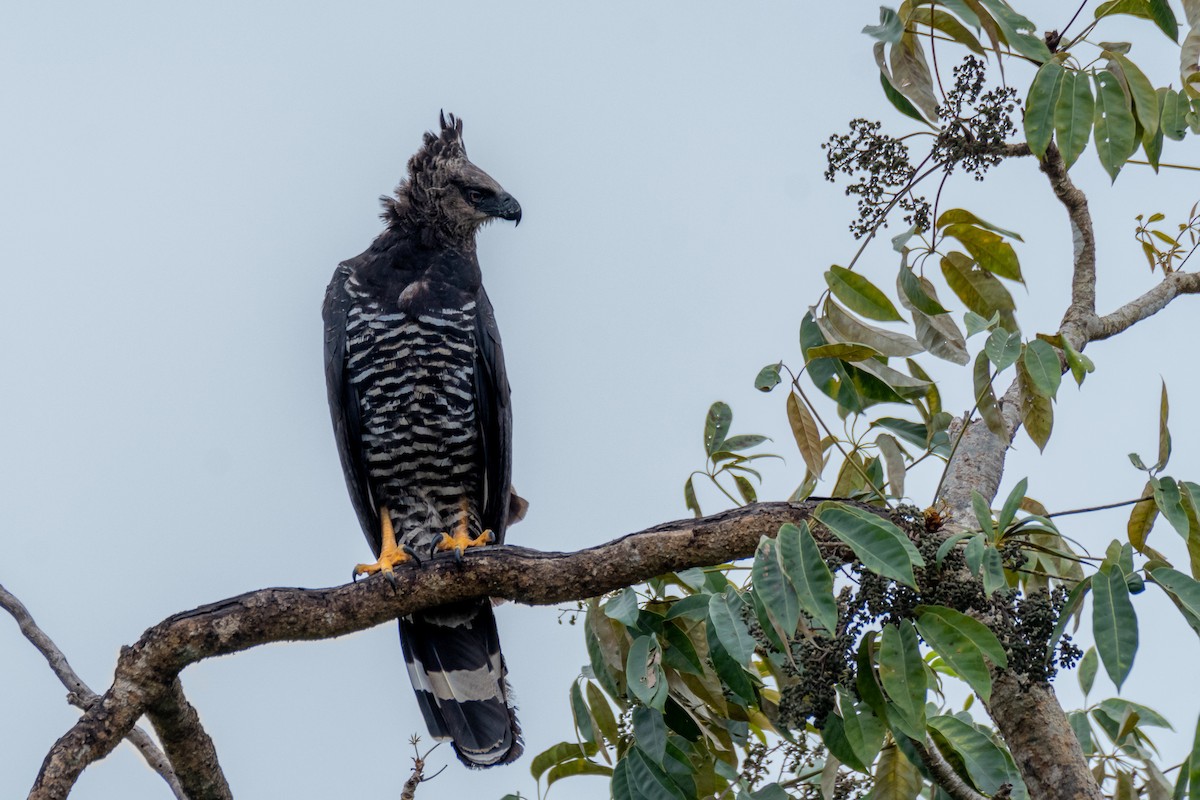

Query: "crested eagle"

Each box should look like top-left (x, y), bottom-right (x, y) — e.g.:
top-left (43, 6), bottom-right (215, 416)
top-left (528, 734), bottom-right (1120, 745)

top-left (323, 113), bottom-right (524, 767)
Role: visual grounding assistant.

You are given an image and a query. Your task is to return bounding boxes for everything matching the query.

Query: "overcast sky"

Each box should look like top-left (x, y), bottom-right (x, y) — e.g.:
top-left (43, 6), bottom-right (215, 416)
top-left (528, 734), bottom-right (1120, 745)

top-left (3, 3), bottom-right (1198, 798)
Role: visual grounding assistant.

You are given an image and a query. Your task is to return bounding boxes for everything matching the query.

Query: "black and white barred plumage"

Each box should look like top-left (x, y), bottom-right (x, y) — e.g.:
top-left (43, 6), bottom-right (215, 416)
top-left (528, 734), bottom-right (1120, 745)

top-left (323, 113), bottom-right (523, 767)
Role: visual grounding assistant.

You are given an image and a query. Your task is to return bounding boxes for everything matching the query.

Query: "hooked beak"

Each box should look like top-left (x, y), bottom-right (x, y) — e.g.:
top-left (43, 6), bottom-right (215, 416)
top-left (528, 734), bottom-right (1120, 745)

top-left (488, 192), bottom-right (522, 226)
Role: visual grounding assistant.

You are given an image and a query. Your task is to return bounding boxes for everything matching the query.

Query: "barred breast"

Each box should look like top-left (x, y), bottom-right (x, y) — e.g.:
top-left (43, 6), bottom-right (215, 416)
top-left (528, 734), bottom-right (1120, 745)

top-left (344, 276), bottom-right (481, 553)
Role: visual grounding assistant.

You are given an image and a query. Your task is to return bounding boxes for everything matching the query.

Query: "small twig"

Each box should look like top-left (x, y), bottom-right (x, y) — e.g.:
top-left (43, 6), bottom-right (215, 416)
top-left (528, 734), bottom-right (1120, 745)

top-left (0, 581), bottom-right (186, 800)
top-left (400, 738), bottom-right (444, 800)
top-left (1046, 495), bottom-right (1155, 519)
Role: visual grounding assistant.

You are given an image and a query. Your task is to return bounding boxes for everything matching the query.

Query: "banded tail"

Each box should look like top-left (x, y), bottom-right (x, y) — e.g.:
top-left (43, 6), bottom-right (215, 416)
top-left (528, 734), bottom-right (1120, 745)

top-left (399, 599), bottom-right (522, 767)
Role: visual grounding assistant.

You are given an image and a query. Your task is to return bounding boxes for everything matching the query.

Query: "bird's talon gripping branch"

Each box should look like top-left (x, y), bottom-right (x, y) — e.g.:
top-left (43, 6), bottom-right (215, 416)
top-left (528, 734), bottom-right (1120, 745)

top-left (353, 507), bottom-right (415, 581)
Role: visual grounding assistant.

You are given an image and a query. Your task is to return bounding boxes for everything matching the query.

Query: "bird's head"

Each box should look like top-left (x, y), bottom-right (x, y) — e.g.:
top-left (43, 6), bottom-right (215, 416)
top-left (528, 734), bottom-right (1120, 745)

top-left (383, 112), bottom-right (521, 246)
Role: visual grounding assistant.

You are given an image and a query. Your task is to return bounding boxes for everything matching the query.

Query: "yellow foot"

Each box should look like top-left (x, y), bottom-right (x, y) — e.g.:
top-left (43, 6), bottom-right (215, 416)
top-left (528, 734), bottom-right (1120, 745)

top-left (432, 500), bottom-right (494, 559)
top-left (353, 507), bottom-right (416, 584)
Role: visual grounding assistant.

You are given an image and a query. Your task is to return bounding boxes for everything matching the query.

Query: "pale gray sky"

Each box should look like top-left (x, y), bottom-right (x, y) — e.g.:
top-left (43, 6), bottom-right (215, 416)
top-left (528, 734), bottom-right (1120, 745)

top-left (3, 3), bottom-right (1198, 798)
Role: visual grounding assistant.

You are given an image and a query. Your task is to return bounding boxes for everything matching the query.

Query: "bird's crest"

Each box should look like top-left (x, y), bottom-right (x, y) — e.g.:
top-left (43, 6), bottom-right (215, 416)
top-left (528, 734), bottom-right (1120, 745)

top-left (380, 112), bottom-right (514, 247)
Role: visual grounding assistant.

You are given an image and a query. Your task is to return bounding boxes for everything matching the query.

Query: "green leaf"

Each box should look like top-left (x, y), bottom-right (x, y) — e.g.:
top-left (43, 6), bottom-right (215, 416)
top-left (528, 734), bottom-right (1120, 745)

top-left (909, 304), bottom-right (970, 365)
top-left (1154, 476), bottom-right (1190, 537)
top-left (1129, 482), bottom-right (1159, 552)
top-left (940, 252), bottom-right (1018, 330)
top-left (974, 351), bottom-right (1008, 443)
top-left (964, 310), bottom-right (998, 337)
top-left (1080, 647), bottom-right (1099, 695)
top-left (1026, 61), bottom-right (1066, 158)
top-left (1054, 70), bottom-right (1095, 169)
top-left (605, 588), bottom-right (640, 627)
top-left (943, 223), bottom-right (1023, 282)
top-left (936, 209), bottom-right (1024, 241)
top-left (733, 474), bottom-right (757, 504)
top-left (1152, 567), bottom-right (1200, 633)
top-left (705, 622), bottom-right (756, 705)
top-left (806, 342), bottom-right (882, 362)
top-left (898, 265), bottom-right (949, 315)
top-left (872, 744), bottom-right (924, 799)
top-left (1061, 336), bottom-right (1095, 385)
top-left (863, 7), bottom-right (903, 43)
top-left (704, 401), bottom-right (732, 456)
top-left (1017, 359), bottom-right (1053, 451)
top-left (981, 546), bottom-right (1008, 595)
top-left (852, 357), bottom-right (934, 399)
top-left (754, 363), bottom-right (782, 392)
top-left (857, 632), bottom-right (889, 718)
top-left (908, 7), bottom-right (986, 54)
top-left (1158, 379), bottom-right (1172, 470)
top-left (1097, 0), bottom-right (1179, 41)
top-left (571, 680), bottom-right (597, 745)
top-left (1093, 564), bottom-right (1139, 690)
top-left (626, 635), bottom-right (665, 708)
top-left (929, 715), bottom-right (1028, 797)
top-left (1110, 52), bottom-right (1161, 144)
top-left (661, 621), bottom-right (704, 676)
top-left (586, 682), bottom-right (621, 747)
top-left (1162, 88), bottom-right (1191, 139)
top-left (632, 706), bottom-right (667, 763)
top-left (708, 589), bottom-right (755, 666)
top-left (1098, 697), bottom-right (1174, 729)
top-left (879, 71), bottom-right (930, 124)
top-left (683, 475), bottom-right (700, 519)
top-left (622, 747), bottom-right (689, 800)
top-left (752, 535), bottom-right (801, 645)
top-left (936, 531), bottom-right (974, 566)
top-left (821, 297), bottom-right (923, 357)
top-left (531, 741), bottom-right (592, 780)
top-left (998, 477), bottom-right (1029, 535)
top-left (876, 433), bottom-right (907, 498)
top-left (977, 0), bottom-right (1051, 62)
top-left (985, 328), bottom-right (1021, 371)
top-left (972, 489), bottom-right (996, 539)
top-left (779, 522), bottom-right (839, 634)
top-left (815, 501), bottom-right (924, 589)
top-left (890, 32), bottom-right (940, 121)
top-left (837, 685), bottom-right (886, 769)
top-left (822, 712), bottom-right (868, 773)
top-left (916, 605), bottom-right (1007, 702)
top-left (1022, 339), bottom-right (1062, 399)
top-left (878, 621), bottom-right (927, 740)
top-left (1094, 70), bottom-right (1138, 181)
top-left (825, 266), bottom-right (904, 322)
top-left (787, 392), bottom-right (825, 480)
top-left (545, 758), bottom-right (613, 788)
top-left (872, 417), bottom-right (929, 450)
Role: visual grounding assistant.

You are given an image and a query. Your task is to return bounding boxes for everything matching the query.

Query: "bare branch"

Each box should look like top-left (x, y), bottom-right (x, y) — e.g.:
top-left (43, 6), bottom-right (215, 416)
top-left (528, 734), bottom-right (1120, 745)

top-left (1039, 143), bottom-right (1097, 328)
top-left (0, 582), bottom-right (187, 800)
top-left (913, 737), bottom-right (989, 800)
top-left (30, 502), bottom-right (835, 800)
top-left (1092, 270), bottom-right (1200, 341)
top-left (145, 679), bottom-right (232, 800)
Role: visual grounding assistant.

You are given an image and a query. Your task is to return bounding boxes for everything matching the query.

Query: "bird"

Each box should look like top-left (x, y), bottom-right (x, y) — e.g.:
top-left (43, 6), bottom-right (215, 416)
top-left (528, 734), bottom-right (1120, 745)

top-left (322, 112), bottom-right (524, 768)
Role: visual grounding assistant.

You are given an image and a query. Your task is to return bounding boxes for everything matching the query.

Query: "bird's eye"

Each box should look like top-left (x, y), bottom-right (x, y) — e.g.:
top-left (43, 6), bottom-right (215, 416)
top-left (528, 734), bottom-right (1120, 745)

top-left (466, 188), bottom-right (484, 204)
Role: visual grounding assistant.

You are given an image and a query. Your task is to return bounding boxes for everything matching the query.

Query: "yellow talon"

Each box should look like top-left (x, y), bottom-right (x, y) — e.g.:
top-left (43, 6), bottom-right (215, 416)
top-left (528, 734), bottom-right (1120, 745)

top-left (353, 507), bottom-right (414, 581)
top-left (434, 499), bottom-right (494, 557)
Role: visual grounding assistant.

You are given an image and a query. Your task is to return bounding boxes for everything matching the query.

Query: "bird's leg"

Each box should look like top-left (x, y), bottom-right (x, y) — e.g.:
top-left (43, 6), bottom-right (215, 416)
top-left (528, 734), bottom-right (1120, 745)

top-left (353, 507), bottom-right (417, 584)
top-left (432, 498), bottom-right (494, 560)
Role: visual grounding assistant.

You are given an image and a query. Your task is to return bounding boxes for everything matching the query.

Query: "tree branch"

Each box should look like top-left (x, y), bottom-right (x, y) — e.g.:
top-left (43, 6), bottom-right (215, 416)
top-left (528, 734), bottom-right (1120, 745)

top-left (30, 502), bottom-right (835, 800)
top-left (0, 582), bottom-right (187, 800)
top-left (1092, 270), bottom-right (1200, 341)
top-left (913, 737), bottom-right (989, 800)
top-left (1040, 143), bottom-right (1098, 329)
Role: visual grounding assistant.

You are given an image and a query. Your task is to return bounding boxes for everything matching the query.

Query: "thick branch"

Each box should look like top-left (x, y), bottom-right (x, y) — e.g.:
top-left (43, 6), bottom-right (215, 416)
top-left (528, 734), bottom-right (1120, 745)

top-left (986, 675), bottom-right (1102, 800)
top-left (1040, 142), bottom-right (1098, 328)
top-left (0, 582), bottom-right (187, 800)
top-left (1092, 270), bottom-right (1200, 341)
top-left (30, 502), bottom-right (829, 800)
top-left (145, 679), bottom-right (232, 800)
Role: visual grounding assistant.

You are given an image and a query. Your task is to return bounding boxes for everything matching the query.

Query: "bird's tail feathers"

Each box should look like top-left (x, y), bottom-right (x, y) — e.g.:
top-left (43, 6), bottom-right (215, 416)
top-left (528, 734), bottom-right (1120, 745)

top-left (400, 599), bottom-right (522, 768)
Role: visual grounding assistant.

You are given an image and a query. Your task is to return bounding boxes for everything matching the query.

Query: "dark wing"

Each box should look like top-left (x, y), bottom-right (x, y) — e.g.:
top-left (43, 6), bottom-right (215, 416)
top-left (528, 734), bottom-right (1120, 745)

top-left (473, 286), bottom-right (513, 543)
top-left (323, 259), bottom-right (381, 554)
